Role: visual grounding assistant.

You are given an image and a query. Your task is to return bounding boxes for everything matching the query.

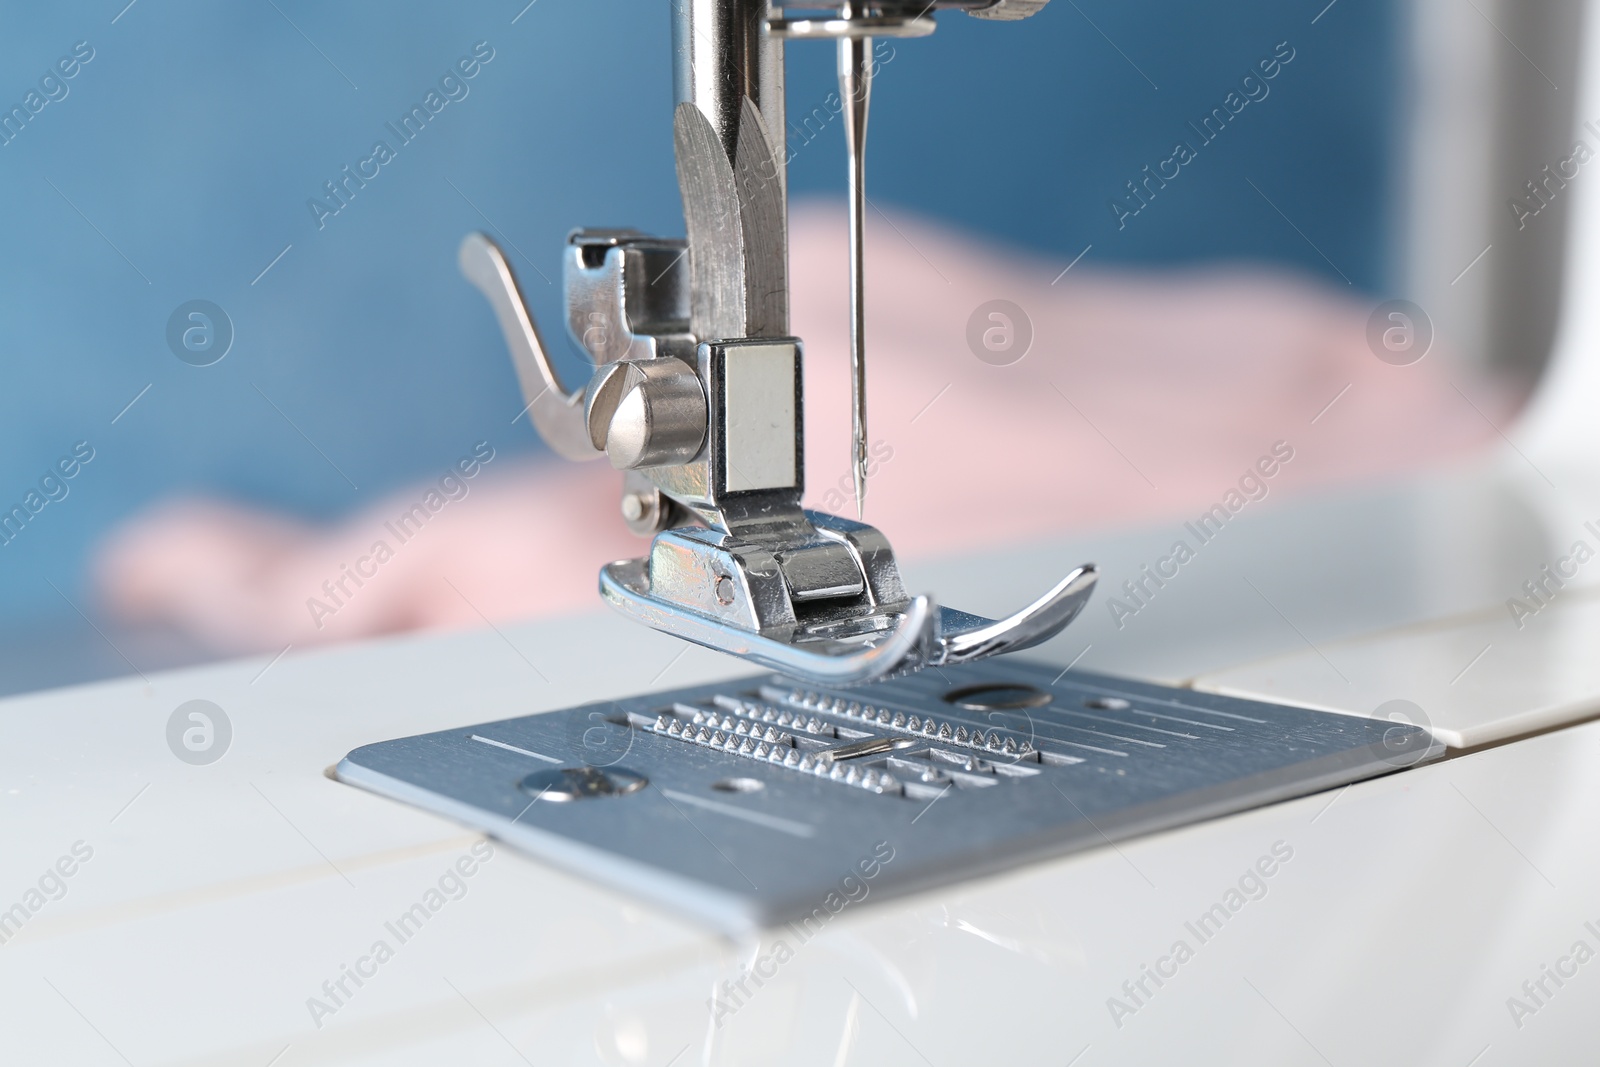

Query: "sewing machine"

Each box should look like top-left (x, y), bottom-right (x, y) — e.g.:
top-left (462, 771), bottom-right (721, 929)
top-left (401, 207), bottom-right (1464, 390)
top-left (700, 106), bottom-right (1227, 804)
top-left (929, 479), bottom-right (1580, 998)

top-left (10, 1), bottom-right (1600, 1063)
top-left (337, 0), bottom-right (1433, 931)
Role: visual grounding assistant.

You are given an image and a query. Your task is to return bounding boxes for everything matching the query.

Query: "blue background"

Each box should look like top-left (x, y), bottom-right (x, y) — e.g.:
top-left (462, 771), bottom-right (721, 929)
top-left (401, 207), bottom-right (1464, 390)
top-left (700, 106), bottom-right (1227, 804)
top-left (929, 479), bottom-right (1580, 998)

top-left (0, 0), bottom-right (1395, 667)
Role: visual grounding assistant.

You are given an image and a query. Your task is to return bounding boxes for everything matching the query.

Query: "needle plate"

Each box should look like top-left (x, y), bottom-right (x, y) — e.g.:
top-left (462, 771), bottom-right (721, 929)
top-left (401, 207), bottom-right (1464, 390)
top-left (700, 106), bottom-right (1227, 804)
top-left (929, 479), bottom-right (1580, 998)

top-left (336, 659), bottom-right (1438, 934)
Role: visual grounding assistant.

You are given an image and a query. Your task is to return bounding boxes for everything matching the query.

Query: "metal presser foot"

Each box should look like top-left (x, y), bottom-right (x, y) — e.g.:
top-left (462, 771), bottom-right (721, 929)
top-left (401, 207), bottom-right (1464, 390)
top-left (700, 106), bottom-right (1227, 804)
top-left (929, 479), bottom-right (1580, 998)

top-left (459, 0), bottom-right (1091, 685)
top-left (600, 551), bottom-right (1098, 686)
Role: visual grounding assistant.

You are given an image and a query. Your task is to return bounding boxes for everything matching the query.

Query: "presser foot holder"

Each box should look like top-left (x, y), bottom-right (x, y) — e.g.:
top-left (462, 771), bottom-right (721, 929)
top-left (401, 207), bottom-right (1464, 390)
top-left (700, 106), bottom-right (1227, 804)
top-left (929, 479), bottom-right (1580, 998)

top-left (336, 659), bottom-right (1440, 935)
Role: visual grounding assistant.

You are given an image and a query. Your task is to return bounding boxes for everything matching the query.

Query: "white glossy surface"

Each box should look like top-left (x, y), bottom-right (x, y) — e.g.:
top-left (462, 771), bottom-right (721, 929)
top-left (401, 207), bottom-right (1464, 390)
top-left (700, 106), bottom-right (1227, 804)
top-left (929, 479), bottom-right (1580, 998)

top-left (4, 456), bottom-right (1600, 1064)
top-left (1196, 584), bottom-right (1600, 748)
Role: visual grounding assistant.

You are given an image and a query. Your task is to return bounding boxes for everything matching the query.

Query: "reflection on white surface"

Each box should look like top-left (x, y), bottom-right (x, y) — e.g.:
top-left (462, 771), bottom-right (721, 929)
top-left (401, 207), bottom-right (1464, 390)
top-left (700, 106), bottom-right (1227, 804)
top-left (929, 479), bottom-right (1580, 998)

top-left (1196, 583), bottom-right (1600, 748)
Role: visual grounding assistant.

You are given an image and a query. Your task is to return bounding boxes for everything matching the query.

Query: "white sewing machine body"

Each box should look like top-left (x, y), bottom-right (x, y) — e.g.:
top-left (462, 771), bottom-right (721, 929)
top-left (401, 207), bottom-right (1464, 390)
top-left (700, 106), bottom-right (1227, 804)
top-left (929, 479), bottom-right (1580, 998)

top-left (8, 463), bottom-right (1600, 1065)
top-left (10, 2), bottom-right (1600, 1064)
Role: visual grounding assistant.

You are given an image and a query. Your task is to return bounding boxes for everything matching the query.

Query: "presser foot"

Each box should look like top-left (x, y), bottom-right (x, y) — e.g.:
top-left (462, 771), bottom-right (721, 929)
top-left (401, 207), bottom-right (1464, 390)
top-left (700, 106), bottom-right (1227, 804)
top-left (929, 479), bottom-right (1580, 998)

top-left (599, 540), bottom-right (1097, 686)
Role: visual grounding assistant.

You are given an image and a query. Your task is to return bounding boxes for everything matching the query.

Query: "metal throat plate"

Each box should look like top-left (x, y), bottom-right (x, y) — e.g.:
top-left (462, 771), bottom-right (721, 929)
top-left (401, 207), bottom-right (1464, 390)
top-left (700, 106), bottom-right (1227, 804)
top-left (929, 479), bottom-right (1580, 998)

top-left (336, 659), bottom-right (1438, 934)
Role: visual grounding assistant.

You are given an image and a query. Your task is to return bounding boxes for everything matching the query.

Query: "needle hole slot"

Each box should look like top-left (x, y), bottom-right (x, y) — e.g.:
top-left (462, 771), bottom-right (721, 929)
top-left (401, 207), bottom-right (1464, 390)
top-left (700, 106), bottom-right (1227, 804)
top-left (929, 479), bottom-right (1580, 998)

top-left (943, 683), bottom-right (1052, 711)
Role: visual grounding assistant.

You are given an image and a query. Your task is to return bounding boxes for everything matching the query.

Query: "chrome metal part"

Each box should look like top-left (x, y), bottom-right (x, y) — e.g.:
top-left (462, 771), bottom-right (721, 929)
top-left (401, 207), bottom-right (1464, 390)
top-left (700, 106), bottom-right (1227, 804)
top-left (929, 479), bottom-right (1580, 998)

top-left (457, 0), bottom-right (1089, 682)
top-left (337, 659), bottom-right (1442, 934)
top-left (766, 0), bottom-right (1025, 39)
top-left (838, 4), bottom-right (872, 518)
top-left (824, 735), bottom-right (920, 761)
top-left (584, 358), bottom-right (708, 470)
top-left (601, 550), bottom-right (1097, 686)
top-left (563, 230), bottom-right (694, 365)
top-left (968, 0), bottom-right (1053, 21)
top-left (935, 566), bottom-right (1099, 665)
top-left (619, 472), bottom-right (682, 536)
top-left (672, 0), bottom-right (787, 341)
top-left (459, 233), bottom-right (596, 462)
top-left (767, 13), bottom-right (937, 39)
top-left (603, 558), bottom-right (938, 685)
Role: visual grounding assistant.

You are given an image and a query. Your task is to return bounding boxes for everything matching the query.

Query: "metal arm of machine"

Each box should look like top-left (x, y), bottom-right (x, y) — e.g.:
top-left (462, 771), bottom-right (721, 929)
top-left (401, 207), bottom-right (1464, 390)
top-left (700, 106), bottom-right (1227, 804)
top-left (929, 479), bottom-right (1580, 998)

top-left (458, 0), bottom-right (1093, 685)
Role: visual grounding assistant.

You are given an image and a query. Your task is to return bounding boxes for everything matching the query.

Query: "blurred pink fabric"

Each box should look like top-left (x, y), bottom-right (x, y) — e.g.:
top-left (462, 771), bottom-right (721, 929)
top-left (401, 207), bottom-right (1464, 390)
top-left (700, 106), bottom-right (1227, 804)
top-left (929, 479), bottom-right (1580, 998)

top-left (94, 202), bottom-right (1512, 653)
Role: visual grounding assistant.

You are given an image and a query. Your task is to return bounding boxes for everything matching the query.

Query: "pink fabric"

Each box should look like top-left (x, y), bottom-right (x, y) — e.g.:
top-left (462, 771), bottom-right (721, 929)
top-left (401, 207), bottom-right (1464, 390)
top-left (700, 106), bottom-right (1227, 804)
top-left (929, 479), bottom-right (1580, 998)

top-left (94, 203), bottom-right (1512, 652)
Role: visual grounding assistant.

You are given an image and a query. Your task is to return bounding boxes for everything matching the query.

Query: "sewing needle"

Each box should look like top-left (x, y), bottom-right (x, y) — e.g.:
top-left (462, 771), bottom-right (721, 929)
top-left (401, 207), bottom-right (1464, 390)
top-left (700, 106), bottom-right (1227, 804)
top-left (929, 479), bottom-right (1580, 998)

top-left (839, 12), bottom-right (871, 519)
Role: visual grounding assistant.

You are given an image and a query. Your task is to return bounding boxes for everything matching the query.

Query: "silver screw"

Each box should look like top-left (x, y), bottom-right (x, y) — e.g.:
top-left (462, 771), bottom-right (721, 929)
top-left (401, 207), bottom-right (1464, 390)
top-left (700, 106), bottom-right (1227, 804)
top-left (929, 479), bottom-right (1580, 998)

top-left (714, 575), bottom-right (735, 605)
